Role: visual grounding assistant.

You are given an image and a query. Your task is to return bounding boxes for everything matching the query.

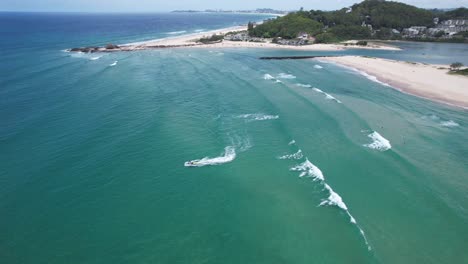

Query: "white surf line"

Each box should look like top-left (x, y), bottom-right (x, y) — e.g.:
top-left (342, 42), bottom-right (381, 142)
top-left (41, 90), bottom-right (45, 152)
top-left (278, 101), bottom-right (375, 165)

top-left (290, 158), bottom-right (372, 251)
top-left (318, 59), bottom-right (392, 88)
top-left (312, 87), bottom-right (342, 104)
top-left (184, 146), bottom-right (236, 167)
top-left (364, 131), bottom-right (392, 151)
top-left (236, 113), bottom-right (279, 121)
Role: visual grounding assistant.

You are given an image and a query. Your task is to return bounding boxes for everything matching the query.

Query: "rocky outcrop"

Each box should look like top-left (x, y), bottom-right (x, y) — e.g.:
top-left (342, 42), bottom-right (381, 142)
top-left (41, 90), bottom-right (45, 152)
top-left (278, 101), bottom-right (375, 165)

top-left (69, 46), bottom-right (101, 53)
top-left (105, 44), bottom-right (120, 50)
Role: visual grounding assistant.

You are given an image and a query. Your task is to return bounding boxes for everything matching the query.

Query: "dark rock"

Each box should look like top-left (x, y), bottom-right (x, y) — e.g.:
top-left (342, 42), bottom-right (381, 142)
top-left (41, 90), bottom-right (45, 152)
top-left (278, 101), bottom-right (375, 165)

top-left (105, 44), bottom-right (120, 49)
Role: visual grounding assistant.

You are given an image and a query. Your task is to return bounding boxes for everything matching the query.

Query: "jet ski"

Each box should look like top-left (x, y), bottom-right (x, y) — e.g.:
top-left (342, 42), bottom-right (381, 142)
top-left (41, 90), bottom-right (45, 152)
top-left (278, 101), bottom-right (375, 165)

top-left (184, 160), bottom-right (199, 167)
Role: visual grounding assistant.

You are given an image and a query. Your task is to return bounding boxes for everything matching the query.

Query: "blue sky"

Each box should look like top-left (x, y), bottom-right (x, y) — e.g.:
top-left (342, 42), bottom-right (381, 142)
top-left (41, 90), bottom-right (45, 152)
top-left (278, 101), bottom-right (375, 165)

top-left (1, 0), bottom-right (467, 12)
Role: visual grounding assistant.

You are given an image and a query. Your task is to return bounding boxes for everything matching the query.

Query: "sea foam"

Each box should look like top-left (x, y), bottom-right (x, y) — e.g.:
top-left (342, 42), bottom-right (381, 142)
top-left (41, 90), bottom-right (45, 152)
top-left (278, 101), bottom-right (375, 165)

top-left (277, 73), bottom-right (297, 79)
top-left (166, 30), bottom-right (187, 35)
top-left (237, 114), bottom-right (279, 121)
top-left (314, 65), bottom-right (323, 69)
top-left (440, 120), bottom-right (460, 127)
top-left (279, 149), bottom-right (303, 160)
top-left (290, 159), bottom-right (325, 181)
top-left (364, 131), bottom-right (391, 151)
top-left (263, 74), bottom-right (275, 80)
top-left (296, 83), bottom-right (312, 88)
top-left (184, 146), bottom-right (236, 167)
top-left (109, 61), bottom-right (118, 66)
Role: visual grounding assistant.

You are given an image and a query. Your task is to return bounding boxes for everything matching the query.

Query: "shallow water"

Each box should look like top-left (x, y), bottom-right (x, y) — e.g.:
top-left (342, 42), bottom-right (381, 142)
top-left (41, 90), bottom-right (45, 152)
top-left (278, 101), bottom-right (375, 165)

top-left (1, 12), bottom-right (468, 264)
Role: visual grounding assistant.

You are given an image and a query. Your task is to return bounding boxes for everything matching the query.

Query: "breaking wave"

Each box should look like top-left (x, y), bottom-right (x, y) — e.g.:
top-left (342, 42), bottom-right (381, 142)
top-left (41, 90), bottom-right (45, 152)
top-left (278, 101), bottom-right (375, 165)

top-left (312, 88), bottom-right (342, 103)
top-left (263, 74), bottom-right (275, 80)
top-left (290, 159), bottom-right (325, 181)
top-left (236, 114), bottom-right (279, 121)
top-left (296, 83), bottom-right (312, 88)
top-left (314, 65), bottom-right (323, 69)
top-left (90, 56), bottom-right (102, 61)
top-left (166, 30), bottom-right (187, 35)
top-left (364, 131), bottom-right (391, 151)
top-left (194, 29), bottom-right (205, 32)
top-left (184, 146), bottom-right (236, 167)
top-left (440, 120), bottom-right (460, 127)
top-left (279, 149), bottom-right (303, 160)
top-left (109, 61), bottom-right (118, 66)
top-left (288, 140), bottom-right (296, 145)
top-left (290, 158), bottom-right (371, 250)
top-left (277, 73), bottom-right (296, 79)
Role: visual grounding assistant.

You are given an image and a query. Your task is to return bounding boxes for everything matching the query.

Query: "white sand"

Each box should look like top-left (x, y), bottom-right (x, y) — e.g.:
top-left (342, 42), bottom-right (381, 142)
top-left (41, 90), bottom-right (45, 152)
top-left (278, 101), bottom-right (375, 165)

top-left (321, 56), bottom-right (468, 109)
top-left (120, 25), bottom-right (401, 51)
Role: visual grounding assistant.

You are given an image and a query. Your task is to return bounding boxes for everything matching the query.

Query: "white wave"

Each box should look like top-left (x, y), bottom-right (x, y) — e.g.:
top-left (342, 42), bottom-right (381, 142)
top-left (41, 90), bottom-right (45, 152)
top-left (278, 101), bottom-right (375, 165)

top-left (313, 87), bottom-right (324, 93)
top-left (166, 30), bottom-right (187, 35)
top-left (279, 149), bottom-right (303, 160)
top-left (109, 61), bottom-right (118, 67)
top-left (364, 131), bottom-right (391, 151)
top-left (184, 146), bottom-right (236, 167)
top-left (263, 74), bottom-right (275, 80)
top-left (314, 65), bottom-right (323, 69)
top-left (320, 183), bottom-right (371, 250)
top-left (296, 83), bottom-right (312, 88)
top-left (313, 88), bottom-right (341, 103)
top-left (440, 120), bottom-right (460, 127)
top-left (90, 56), bottom-right (102, 61)
top-left (288, 140), bottom-right (296, 145)
top-left (290, 158), bottom-right (371, 250)
top-left (277, 73), bottom-right (296, 79)
top-left (194, 29), bottom-right (205, 32)
top-left (352, 68), bottom-right (391, 87)
top-left (324, 93), bottom-right (342, 104)
top-left (237, 113), bottom-right (279, 121)
top-left (275, 80), bottom-right (283, 83)
top-left (290, 159), bottom-right (324, 181)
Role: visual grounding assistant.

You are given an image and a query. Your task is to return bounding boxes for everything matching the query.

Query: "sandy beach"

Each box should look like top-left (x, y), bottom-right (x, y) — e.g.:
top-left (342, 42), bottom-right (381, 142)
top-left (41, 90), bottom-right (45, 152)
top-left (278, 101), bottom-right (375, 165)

top-left (321, 56), bottom-right (468, 109)
top-left (110, 25), bottom-right (401, 52)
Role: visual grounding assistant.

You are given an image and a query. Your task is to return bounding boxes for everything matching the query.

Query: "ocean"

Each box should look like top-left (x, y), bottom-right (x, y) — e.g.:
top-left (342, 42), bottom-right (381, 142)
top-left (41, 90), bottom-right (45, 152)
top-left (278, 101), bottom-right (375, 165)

top-left (1, 12), bottom-right (468, 263)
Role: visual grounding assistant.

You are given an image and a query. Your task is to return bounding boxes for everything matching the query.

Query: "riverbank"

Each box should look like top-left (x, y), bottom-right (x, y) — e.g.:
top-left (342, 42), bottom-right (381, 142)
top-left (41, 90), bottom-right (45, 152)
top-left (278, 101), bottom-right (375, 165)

top-left (69, 25), bottom-right (401, 52)
top-left (320, 56), bottom-right (468, 109)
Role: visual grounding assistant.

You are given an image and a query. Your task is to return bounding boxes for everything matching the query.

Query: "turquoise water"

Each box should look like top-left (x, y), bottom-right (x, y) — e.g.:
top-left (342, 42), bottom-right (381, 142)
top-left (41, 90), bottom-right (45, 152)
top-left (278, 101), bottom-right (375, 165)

top-left (1, 13), bottom-right (468, 263)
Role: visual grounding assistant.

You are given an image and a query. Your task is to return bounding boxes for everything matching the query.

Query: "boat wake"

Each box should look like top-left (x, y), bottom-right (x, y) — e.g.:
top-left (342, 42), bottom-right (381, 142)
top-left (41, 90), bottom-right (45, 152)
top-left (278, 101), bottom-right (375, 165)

top-left (364, 131), bottom-right (391, 151)
top-left (312, 88), bottom-right (342, 103)
top-left (290, 158), bottom-right (371, 250)
top-left (184, 146), bottom-right (236, 167)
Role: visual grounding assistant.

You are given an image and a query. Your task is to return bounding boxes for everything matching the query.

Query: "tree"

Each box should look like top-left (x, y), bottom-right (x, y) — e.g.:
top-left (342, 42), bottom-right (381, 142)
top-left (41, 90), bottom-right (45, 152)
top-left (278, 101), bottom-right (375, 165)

top-left (450, 62), bottom-right (464, 71)
top-left (247, 22), bottom-right (254, 32)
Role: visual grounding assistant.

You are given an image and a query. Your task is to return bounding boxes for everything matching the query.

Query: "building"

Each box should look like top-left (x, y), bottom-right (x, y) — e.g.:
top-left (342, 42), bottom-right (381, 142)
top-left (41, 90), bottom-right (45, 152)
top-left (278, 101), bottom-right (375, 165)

top-left (436, 20), bottom-right (468, 34)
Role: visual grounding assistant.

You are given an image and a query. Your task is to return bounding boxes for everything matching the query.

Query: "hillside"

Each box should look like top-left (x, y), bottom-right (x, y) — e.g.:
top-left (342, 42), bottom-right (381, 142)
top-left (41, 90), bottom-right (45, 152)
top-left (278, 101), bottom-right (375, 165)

top-left (249, 0), bottom-right (468, 43)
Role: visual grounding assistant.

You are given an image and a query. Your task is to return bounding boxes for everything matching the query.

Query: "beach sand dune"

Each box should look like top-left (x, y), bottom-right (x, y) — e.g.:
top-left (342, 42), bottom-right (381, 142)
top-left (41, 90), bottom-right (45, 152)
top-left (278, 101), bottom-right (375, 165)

top-left (322, 56), bottom-right (468, 109)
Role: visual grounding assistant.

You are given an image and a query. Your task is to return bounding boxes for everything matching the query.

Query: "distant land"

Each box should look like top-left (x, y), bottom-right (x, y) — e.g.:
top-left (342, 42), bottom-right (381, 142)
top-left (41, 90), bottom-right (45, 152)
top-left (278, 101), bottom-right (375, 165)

top-left (172, 8), bottom-right (289, 15)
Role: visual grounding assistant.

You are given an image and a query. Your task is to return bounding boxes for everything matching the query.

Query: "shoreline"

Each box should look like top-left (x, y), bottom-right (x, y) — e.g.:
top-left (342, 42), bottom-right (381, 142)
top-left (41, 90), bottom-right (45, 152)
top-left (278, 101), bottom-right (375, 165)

top-left (69, 25), bottom-right (402, 52)
top-left (320, 56), bottom-right (468, 109)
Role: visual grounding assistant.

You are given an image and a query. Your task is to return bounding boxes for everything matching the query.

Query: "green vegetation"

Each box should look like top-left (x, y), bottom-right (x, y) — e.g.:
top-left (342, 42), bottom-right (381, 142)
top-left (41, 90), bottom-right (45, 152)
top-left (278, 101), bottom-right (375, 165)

top-left (249, 12), bottom-right (322, 39)
top-left (247, 0), bottom-right (468, 44)
top-left (450, 68), bottom-right (468, 76)
top-left (198, 34), bottom-right (224, 44)
top-left (450, 62), bottom-right (464, 71)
